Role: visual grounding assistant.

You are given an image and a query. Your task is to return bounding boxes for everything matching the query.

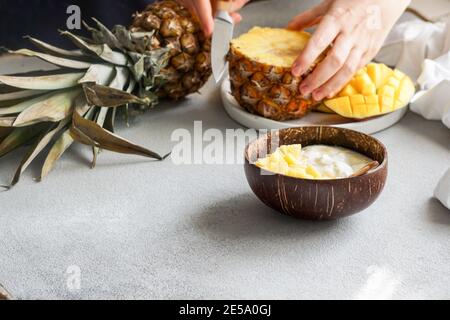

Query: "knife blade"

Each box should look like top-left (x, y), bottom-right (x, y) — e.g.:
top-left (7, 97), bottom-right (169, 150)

top-left (212, 1), bottom-right (235, 83)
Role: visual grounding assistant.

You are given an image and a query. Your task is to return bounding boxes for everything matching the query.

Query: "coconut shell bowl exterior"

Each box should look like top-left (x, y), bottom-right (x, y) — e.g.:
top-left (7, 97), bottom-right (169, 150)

top-left (244, 126), bottom-right (388, 220)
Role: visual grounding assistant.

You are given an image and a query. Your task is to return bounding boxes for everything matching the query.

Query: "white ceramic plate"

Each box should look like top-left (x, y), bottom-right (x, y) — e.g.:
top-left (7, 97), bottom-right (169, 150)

top-left (221, 78), bottom-right (408, 134)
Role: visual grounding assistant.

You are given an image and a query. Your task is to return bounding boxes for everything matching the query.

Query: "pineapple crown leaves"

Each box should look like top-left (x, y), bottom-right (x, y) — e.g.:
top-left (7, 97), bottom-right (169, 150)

top-left (0, 18), bottom-right (172, 189)
top-left (0, 47), bottom-right (9, 56)
top-left (79, 19), bottom-right (172, 93)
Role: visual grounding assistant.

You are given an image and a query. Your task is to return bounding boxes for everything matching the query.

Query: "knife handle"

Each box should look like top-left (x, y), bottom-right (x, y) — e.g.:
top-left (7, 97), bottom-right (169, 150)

top-left (217, 0), bottom-right (233, 12)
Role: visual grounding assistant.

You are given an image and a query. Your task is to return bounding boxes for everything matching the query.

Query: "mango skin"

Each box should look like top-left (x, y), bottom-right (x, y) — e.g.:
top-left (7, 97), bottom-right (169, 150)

top-left (323, 63), bottom-right (415, 119)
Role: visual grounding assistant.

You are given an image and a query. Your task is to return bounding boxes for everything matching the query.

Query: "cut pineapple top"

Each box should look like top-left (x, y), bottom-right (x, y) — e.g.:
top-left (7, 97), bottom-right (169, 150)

top-left (324, 63), bottom-right (415, 119)
top-left (230, 27), bottom-right (310, 68)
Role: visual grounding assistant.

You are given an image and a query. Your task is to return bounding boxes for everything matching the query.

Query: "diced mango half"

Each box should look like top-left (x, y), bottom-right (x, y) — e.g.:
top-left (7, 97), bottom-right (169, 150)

top-left (338, 85), bottom-right (358, 97)
top-left (367, 63), bottom-right (393, 88)
top-left (325, 96), bottom-right (352, 117)
top-left (315, 104), bottom-right (336, 114)
top-left (323, 63), bottom-right (415, 119)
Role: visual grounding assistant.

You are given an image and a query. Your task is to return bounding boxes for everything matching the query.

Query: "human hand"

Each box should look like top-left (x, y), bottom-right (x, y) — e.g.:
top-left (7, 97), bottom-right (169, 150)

top-left (176, 0), bottom-right (250, 36)
top-left (288, 0), bottom-right (410, 101)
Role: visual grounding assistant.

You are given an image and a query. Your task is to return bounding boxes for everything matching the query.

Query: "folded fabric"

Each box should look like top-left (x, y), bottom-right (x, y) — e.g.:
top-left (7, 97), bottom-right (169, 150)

top-left (376, 19), bottom-right (450, 129)
top-left (435, 168), bottom-right (450, 210)
top-left (376, 17), bottom-right (450, 210)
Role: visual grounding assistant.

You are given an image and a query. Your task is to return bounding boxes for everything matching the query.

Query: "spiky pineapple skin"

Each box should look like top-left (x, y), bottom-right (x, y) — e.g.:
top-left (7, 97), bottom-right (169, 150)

top-left (228, 49), bottom-right (314, 121)
top-left (130, 0), bottom-right (212, 99)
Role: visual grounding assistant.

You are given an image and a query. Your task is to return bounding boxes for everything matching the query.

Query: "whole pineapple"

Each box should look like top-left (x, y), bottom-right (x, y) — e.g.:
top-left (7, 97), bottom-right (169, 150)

top-left (130, 0), bottom-right (212, 99)
top-left (0, 0), bottom-right (212, 188)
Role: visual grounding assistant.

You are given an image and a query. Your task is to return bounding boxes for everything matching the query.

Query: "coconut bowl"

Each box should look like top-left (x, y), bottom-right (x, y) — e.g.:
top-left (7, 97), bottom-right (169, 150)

top-left (244, 126), bottom-right (388, 220)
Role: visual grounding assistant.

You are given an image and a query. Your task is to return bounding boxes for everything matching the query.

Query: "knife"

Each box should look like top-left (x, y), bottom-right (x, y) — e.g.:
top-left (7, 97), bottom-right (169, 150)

top-left (212, 0), bottom-right (235, 83)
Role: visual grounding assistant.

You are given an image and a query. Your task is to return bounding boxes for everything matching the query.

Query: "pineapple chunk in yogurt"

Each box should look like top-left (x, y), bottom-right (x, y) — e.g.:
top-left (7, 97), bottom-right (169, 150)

top-left (255, 144), bottom-right (373, 179)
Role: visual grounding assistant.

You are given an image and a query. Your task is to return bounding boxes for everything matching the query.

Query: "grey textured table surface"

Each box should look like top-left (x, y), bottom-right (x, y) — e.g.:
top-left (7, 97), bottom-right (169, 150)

top-left (0, 0), bottom-right (450, 300)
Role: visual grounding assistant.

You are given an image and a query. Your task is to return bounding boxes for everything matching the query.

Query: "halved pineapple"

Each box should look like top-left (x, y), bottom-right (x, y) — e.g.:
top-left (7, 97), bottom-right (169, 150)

top-left (228, 27), bottom-right (321, 121)
top-left (323, 63), bottom-right (415, 119)
top-left (228, 28), bottom-right (415, 121)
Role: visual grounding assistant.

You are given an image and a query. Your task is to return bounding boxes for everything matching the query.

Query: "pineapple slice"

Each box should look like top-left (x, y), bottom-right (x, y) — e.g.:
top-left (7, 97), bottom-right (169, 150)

top-left (230, 27), bottom-right (311, 68)
top-left (324, 63), bottom-right (415, 119)
top-left (306, 165), bottom-right (322, 179)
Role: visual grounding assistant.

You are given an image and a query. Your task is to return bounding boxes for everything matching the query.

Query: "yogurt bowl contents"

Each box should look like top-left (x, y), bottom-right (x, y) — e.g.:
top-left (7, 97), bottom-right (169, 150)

top-left (245, 126), bottom-right (388, 219)
top-left (255, 144), bottom-right (375, 180)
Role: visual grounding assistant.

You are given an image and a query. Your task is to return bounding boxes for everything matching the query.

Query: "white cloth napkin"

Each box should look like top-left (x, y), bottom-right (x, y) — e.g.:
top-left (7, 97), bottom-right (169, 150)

top-left (435, 168), bottom-right (450, 209)
top-left (375, 17), bottom-right (450, 210)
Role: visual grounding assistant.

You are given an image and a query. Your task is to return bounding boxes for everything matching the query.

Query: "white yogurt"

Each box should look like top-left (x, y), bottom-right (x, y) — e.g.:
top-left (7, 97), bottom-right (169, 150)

top-left (301, 145), bottom-right (373, 179)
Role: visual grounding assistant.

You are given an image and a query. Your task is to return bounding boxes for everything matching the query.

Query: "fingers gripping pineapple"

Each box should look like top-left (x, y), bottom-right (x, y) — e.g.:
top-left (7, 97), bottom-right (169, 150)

top-left (0, 0), bottom-right (212, 187)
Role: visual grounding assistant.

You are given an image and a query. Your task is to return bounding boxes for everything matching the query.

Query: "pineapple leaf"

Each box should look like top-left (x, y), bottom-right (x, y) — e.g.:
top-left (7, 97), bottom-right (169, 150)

top-left (60, 30), bottom-right (129, 66)
top-left (92, 107), bottom-right (108, 168)
top-left (0, 89), bottom-right (48, 102)
top-left (9, 49), bottom-right (91, 70)
top-left (109, 67), bottom-right (129, 90)
top-left (25, 36), bottom-right (86, 58)
top-left (13, 88), bottom-right (82, 127)
top-left (8, 120), bottom-right (69, 187)
top-left (104, 108), bottom-right (117, 133)
top-left (85, 18), bottom-right (123, 51)
top-left (40, 129), bottom-right (74, 180)
top-left (70, 121), bottom-right (98, 147)
top-left (39, 97), bottom-right (92, 179)
top-left (0, 95), bottom-right (51, 108)
top-left (95, 107), bottom-right (109, 129)
top-left (112, 25), bottom-right (155, 53)
top-left (0, 72), bottom-right (85, 90)
top-left (0, 91), bottom-right (56, 116)
top-left (83, 83), bottom-right (151, 107)
top-left (129, 53), bottom-right (146, 81)
top-left (73, 95), bottom-right (92, 117)
top-left (0, 117), bottom-right (15, 127)
top-left (126, 76), bottom-right (137, 94)
top-left (0, 127), bottom-right (13, 142)
top-left (70, 110), bottom-right (165, 160)
top-left (78, 64), bottom-right (116, 85)
top-left (0, 124), bottom-right (49, 158)
top-left (93, 67), bottom-right (128, 126)
top-left (0, 283), bottom-right (12, 300)
top-left (141, 90), bottom-right (159, 107)
top-left (141, 48), bottom-right (171, 88)
top-left (124, 77), bottom-right (137, 127)
top-left (92, 66), bottom-right (129, 165)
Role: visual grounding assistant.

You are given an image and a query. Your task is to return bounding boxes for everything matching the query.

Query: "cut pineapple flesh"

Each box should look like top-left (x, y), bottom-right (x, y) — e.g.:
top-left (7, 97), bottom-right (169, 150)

top-left (324, 63), bottom-right (415, 119)
top-left (255, 144), bottom-right (373, 180)
top-left (230, 27), bottom-right (311, 68)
